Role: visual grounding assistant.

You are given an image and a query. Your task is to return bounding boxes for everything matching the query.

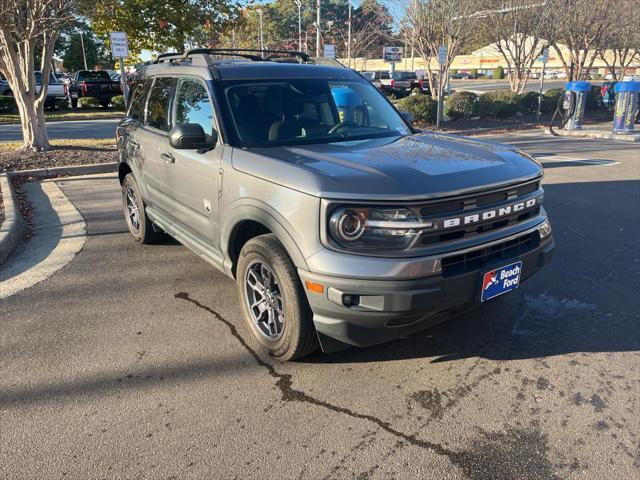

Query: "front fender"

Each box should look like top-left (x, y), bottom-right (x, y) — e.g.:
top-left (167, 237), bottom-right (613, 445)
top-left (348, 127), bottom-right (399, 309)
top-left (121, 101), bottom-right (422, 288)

top-left (221, 200), bottom-right (314, 277)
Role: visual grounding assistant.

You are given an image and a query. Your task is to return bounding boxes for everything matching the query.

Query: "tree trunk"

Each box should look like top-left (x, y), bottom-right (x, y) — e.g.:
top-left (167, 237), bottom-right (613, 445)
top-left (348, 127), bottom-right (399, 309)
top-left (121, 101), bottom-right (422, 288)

top-left (12, 88), bottom-right (49, 151)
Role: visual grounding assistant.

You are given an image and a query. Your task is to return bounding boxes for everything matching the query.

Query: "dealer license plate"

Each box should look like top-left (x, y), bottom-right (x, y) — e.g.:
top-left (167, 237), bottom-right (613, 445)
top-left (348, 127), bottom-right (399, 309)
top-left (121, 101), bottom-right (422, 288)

top-left (480, 261), bottom-right (522, 302)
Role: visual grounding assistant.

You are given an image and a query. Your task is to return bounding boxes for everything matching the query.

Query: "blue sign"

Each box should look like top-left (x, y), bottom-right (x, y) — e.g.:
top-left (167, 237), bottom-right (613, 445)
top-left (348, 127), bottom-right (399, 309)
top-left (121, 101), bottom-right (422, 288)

top-left (481, 261), bottom-right (522, 302)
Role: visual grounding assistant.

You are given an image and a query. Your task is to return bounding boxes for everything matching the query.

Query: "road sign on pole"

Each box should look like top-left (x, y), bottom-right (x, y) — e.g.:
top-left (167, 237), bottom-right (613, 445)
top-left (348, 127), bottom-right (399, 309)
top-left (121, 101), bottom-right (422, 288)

top-left (383, 46), bottom-right (403, 64)
top-left (537, 48), bottom-right (549, 121)
top-left (110, 32), bottom-right (129, 106)
top-left (324, 44), bottom-right (336, 58)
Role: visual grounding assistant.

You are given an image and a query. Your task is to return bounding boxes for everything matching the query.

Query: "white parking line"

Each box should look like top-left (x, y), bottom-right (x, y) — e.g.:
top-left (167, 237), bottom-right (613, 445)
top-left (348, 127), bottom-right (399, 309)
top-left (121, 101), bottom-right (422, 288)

top-left (536, 155), bottom-right (620, 167)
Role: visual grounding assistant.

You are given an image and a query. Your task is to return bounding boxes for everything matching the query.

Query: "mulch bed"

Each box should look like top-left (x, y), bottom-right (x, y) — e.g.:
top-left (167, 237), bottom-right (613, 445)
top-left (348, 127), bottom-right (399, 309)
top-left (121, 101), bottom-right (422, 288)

top-left (416, 111), bottom-right (613, 136)
top-left (0, 144), bottom-right (117, 173)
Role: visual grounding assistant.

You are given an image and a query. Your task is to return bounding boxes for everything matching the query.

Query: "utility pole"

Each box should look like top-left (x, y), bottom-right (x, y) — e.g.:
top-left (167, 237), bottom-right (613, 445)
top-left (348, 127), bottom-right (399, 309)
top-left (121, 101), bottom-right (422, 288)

top-left (294, 0), bottom-right (302, 52)
top-left (316, 0), bottom-right (321, 57)
top-left (80, 32), bottom-right (88, 70)
top-left (256, 8), bottom-right (264, 56)
top-left (347, 0), bottom-right (352, 68)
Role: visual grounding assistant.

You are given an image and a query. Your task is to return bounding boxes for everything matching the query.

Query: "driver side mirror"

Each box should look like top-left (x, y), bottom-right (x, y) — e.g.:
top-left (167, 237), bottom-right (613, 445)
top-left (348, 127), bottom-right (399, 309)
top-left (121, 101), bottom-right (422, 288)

top-left (169, 123), bottom-right (217, 150)
top-left (400, 111), bottom-right (414, 124)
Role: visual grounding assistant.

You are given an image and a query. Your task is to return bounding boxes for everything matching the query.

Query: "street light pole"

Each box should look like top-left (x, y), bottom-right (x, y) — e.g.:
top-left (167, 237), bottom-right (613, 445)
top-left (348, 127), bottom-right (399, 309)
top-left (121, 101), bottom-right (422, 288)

top-left (347, 0), bottom-right (352, 68)
top-left (294, 0), bottom-right (302, 52)
top-left (256, 8), bottom-right (264, 56)
top-left (316, 0), bottom-right (321, 57)
top-left (80, 32), bottom-right (88, 70)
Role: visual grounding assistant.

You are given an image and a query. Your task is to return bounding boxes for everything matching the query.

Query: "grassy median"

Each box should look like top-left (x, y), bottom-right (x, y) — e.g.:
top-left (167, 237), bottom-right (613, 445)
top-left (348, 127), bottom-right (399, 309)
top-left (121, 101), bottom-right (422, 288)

top-left (0, 109), bottom-right (124, 124)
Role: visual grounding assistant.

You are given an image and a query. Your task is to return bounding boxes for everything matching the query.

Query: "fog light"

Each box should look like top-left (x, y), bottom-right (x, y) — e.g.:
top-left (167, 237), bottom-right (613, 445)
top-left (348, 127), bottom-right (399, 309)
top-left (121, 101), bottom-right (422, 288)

top-left (342, 294), bottom-right (360, 307)
top-left (538, 219), bottom-right (552, 239)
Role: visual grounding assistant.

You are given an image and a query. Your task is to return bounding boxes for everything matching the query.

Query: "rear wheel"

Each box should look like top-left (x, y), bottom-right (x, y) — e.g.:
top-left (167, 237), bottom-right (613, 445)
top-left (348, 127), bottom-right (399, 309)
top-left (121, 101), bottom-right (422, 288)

top-left (236, 234), bottom-right (318, 361)
top-left (122, 173), bottom-right (161, 244)
top-left (68, 96), bottom-right (77, 109)
top-left (100, 99), bottom-right (110, 108)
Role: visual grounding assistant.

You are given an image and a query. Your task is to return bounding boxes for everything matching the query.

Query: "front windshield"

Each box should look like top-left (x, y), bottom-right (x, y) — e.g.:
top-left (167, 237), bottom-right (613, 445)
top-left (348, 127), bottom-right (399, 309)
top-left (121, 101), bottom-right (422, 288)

top-left (219, 78), bottom-right (412, 147)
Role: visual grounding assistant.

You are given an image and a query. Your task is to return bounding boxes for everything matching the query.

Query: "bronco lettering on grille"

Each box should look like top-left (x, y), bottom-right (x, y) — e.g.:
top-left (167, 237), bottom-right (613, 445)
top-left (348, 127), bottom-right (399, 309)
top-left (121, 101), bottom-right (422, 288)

top-left (440, 197), bottom-right (539, 230)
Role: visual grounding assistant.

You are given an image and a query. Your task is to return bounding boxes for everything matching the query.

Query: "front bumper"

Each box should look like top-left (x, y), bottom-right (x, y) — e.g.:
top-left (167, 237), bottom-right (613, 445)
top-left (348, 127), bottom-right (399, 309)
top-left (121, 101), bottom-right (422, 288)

top-left (299, 229), bottom-right (554, 350)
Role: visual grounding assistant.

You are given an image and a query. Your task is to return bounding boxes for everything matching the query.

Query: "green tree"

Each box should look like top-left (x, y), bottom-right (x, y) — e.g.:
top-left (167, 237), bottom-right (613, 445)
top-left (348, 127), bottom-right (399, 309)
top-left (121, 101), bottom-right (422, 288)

top-left (84, 0), bottom-right (242, 56)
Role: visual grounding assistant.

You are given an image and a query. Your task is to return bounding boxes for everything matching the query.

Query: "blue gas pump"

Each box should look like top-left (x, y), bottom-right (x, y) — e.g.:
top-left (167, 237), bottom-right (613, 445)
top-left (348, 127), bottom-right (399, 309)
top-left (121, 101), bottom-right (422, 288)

top-left (563, 81), bottom-right (590, 130)
top-left (331, 87), bottom-right (366, 126)
top-left (612, 81), bottom-right (640, 134)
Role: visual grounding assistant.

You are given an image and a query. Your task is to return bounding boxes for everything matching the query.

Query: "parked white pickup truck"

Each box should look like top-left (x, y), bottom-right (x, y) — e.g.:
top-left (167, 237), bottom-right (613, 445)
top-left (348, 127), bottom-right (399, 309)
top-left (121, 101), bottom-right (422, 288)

top-left (0, 71), bottom-right (66, 108)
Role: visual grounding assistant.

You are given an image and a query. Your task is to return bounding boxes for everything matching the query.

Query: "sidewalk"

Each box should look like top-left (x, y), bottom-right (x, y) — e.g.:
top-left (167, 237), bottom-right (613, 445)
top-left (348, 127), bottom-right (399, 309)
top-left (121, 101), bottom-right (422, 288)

top-left (547, 122), bottom-right (640, 142)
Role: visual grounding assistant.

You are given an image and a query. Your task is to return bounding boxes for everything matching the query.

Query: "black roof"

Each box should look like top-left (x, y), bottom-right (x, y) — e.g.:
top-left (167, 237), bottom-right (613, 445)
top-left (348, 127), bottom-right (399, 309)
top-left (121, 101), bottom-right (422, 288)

top-left (212, 62), bottom-right (361, 81)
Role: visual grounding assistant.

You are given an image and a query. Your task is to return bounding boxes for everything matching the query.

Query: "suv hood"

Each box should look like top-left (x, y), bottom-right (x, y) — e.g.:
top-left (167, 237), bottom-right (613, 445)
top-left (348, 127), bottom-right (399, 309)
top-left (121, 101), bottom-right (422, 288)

top-left (232, 133), bottom-right (543, 201)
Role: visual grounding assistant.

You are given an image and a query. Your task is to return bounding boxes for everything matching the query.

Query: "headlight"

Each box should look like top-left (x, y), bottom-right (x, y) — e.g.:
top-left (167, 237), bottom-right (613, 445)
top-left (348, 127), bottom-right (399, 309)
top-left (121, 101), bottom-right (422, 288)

top-left (329, 206), bottom-right (431, 252)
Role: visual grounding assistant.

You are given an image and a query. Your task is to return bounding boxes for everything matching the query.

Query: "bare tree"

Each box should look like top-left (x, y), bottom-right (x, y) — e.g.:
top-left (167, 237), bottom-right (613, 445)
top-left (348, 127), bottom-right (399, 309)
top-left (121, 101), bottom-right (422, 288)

top-left (545, 0), bottom-right (616, 81)
top-left (598, 0), bottom-right (640, 81)
top-left (391, 0), bottom-right (482, 99)
top-left (477, 1), bottom-right (550, 93)
top-left (0, 0), bottom-right (75, 151)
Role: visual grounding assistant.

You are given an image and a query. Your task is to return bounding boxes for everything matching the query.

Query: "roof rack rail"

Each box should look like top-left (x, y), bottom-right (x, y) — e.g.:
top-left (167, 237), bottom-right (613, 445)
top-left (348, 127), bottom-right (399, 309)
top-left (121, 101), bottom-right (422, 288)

top-left (154, 48), bottom-right (311, 65)
top-left (154, 52), bottom-right (185, 63)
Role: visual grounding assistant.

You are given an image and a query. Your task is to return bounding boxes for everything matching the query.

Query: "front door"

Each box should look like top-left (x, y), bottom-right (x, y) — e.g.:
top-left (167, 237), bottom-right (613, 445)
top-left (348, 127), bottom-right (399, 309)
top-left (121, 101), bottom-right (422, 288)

top-left (160, 76), bottom-right (222, 253)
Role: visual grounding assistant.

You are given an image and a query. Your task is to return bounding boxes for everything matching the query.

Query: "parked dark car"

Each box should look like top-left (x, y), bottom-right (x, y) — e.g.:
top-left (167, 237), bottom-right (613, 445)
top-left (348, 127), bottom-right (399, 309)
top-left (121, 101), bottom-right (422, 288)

top-left (65, 70), bottom-right (122, 108)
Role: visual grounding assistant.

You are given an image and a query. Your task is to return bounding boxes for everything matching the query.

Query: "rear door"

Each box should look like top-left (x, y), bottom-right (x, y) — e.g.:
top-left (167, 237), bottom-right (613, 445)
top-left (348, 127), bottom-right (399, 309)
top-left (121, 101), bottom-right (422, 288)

top-left (160, 76), bottom-right (223, 250)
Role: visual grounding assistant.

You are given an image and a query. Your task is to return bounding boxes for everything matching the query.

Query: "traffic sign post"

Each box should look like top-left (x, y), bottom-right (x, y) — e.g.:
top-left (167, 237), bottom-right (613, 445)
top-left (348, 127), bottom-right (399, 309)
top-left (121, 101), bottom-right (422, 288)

top-left (537, 48), bottom-right (549, 121)
top-left (109, 31), bottom-right (129, 106)
top-left (383, 46), bottom-right (403, 76)
top-left (436, 45), bottom-right (447, 129)
top-left (323, 44), bottom-right (336, 59)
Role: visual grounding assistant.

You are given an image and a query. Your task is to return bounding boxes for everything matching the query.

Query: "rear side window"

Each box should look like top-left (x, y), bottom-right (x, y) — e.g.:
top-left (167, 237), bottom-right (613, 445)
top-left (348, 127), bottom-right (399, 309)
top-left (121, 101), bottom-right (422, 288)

top-left (145, 77), bottom-right (176, 131)
top-left (128, 79), bottom-right (150, 121)
top-left (174, 78), bottom-right (214, 137)
top-left (77, 71), bottom-right (111, 81)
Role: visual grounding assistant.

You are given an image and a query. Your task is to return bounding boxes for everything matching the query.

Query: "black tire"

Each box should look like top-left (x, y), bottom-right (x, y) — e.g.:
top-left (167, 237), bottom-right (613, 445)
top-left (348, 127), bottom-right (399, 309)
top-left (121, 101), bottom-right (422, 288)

top-left (100, 100), bottom-right (110, 108)
top-left (122, 173), bottom-right (162, 244)
top-left (68, 96), bottom-right (77, 109)
top-left (236, 234), bottom-right (318, 361)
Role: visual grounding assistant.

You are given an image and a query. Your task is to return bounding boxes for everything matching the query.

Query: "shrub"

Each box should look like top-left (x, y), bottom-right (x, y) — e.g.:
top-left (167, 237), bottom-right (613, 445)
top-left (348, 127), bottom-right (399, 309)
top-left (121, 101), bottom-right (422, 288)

top-left (445, 91), bottom-right (478, 119)
top-left (469, 68), bottom-right (478, 78)
top-left (478, 90), bottom-right (519, 118)
top-left (542, 88), bottom-right (564, 113)
top-left (450, 69), bottom-right (458, 75)
top-left (396, 93), bottom-right (437, 124)
top-left (517, 91), bottom-right (540, 114)
top-left (0, 95), bottom-right (17, 113)
top-left (111, 95), bottom-right (126, 111)
top-left (78, 96), bottom-right (100, 108)
top-left (493, 66), bottom-right (504, 80)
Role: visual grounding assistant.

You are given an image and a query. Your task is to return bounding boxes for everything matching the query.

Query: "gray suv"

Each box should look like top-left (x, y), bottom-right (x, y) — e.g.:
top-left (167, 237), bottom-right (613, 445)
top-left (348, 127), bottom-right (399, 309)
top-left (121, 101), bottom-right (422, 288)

top-left (117, 49), bottom-right (554, 361)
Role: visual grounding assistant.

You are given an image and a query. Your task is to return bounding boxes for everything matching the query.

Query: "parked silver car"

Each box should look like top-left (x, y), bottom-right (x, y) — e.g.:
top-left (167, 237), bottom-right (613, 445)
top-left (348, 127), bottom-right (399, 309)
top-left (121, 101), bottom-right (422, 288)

top-left (117, 49), bottom-right (554, 360)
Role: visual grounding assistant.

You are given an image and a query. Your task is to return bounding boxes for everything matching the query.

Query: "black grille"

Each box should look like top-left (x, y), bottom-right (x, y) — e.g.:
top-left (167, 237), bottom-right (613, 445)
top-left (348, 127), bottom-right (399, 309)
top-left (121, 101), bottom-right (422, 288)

top-left (411, 180), bottom-right (542, 249)
top-left (441, 232), bottom-right (539, 277)
top-left (419, 181), bottom-right (539, 217)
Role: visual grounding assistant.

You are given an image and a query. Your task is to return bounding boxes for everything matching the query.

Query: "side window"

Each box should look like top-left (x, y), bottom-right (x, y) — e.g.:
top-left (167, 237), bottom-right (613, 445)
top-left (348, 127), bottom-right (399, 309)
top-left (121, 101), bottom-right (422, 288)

top-left (128, 79), bottom-right (150, 121)
top-left (145, 77), bottom-right (175, 131)
top-left (174, 78), bottom-right (214, 137)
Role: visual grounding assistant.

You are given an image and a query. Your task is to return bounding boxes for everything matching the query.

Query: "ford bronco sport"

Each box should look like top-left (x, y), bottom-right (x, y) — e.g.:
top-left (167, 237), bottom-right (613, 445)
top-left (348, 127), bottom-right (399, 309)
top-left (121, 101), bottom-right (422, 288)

top-left (117, 49), bottom-right (554, 361)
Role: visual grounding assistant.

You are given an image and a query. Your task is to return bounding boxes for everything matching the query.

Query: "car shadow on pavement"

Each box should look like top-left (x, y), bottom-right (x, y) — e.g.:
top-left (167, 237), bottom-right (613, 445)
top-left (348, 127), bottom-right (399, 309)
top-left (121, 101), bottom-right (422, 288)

top-left (302, 179), bottom-right (640, 365)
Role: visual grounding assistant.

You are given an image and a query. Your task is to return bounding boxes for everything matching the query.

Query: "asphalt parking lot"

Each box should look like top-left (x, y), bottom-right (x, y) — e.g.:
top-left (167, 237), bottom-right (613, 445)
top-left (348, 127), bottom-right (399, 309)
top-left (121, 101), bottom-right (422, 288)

top-left (1, 131), bottom-right (638, 479)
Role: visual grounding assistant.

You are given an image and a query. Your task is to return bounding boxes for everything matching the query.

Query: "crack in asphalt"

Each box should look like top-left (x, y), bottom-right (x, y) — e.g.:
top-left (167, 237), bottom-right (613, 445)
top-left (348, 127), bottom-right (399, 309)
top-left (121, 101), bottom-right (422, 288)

top-left (174, 292), bottom-right (462, 462)
top-left (176, 292), bottom-right (562, 479)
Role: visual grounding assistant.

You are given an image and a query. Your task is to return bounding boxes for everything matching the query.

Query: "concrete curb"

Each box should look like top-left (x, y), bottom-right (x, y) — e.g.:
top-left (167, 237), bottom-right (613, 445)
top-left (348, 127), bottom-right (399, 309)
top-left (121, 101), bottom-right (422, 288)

top-left (0, 174), bottom-right (26, 265)
top-left (9, 162), bottom-right (117, 178)
top-left (545, 127), bottom-right (640, 142)
top-left (0, 162), bottom-right (115, 267)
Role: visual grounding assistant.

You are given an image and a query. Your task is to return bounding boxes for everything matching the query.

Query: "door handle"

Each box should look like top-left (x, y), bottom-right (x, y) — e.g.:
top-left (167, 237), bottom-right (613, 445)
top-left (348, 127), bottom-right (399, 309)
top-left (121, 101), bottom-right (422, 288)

top-left (160, 152), bottom-right (175, 164)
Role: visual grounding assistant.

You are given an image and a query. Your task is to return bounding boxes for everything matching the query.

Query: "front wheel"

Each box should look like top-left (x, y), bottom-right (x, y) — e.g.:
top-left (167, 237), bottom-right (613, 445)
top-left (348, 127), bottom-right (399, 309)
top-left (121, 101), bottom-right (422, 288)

top-left (68, 96), bottom-right (77, 109)
top-left (236, 235), bottom-right (318, 361)
top-left (122, 173), bottom-right (162, 244)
